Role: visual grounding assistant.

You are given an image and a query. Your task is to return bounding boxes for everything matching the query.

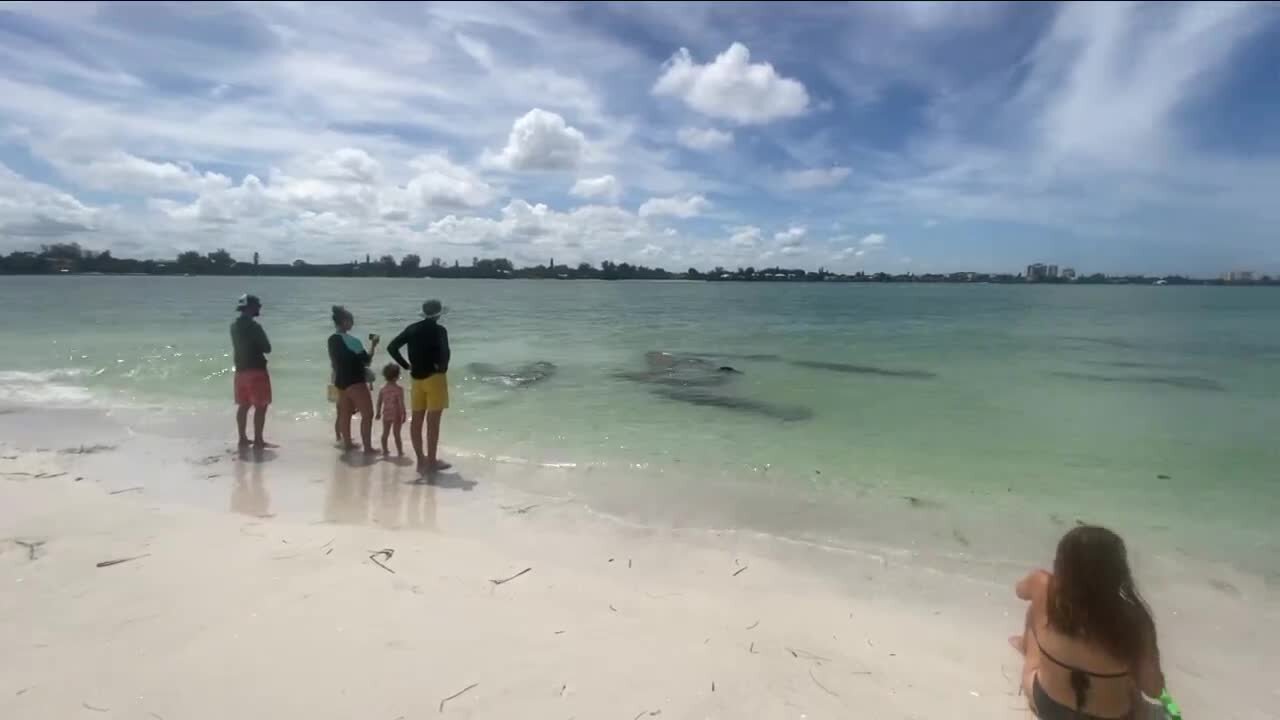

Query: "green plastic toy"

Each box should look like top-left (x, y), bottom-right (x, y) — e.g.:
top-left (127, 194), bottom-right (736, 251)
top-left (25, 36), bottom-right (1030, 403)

top-left (1159, 689), bottom-right (1182, 720)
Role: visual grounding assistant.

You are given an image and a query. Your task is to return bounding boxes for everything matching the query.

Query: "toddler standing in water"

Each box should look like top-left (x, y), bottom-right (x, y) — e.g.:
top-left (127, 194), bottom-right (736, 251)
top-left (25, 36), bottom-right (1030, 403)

top-left (375, 363), bottom-right (407, 456)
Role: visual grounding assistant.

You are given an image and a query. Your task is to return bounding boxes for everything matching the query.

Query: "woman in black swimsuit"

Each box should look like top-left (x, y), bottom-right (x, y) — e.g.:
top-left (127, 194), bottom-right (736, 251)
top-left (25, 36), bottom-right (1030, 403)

top-left (1011, 526), bottom-right (1165, 719)
top-left (328, 305), bottom-right (379, 453)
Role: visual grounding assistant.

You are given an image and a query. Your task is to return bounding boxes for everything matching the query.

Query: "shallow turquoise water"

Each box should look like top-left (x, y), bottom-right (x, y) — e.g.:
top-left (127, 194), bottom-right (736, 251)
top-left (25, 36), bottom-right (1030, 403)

top-left (2, 276), bottom-right (1277, 576)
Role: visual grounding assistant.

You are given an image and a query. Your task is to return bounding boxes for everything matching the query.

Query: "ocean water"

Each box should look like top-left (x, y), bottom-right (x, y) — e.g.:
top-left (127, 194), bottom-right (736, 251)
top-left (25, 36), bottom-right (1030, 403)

top-left (2, 276), bottom-right (1278, 579)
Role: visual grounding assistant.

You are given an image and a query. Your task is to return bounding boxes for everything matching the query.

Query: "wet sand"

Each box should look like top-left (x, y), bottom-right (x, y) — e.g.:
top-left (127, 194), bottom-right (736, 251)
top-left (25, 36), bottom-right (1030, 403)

top-left (0, 406), bottom-right (1273, 719)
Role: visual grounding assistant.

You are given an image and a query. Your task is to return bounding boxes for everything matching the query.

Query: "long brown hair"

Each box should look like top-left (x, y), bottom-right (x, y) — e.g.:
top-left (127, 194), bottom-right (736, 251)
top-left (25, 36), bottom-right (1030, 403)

top-left (1047, 525), bottom-right (1157, 665)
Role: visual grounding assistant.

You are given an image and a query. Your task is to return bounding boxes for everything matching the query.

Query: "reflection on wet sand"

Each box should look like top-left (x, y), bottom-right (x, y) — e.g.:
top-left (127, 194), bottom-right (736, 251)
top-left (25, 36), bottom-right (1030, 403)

top-left (324, 454), bottom-right (439, 530)
top-left (1049, 370), bottom-right (1226, 392)
top-left (231, 450), bottom-right (270, 518)
top-left (324, 454), bottom-right (373, 525)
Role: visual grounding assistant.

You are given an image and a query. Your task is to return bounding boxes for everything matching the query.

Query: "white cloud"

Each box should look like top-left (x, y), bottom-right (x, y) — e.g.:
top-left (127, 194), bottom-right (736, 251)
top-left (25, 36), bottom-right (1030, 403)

top-left (486, 108), bottom-right (587, 171)
top-left (0, 162), bottom-right (99, 242)
top-left (157, 147), bottom-right (494, 228)
top-left (782, 166), bottom-right (851, 190)
top-left (54, 151), bottom-right (232, 195)
top-left (774, 226), bottom-right (807, 246)
top-left (422, 199), bottom-right (663, 264)
top-left (729, 225), bottom-right (762, 247)
top-left (570, 174), bottom-right (621, 203)
top-left (677, 126), bottom-right (733, 151)
top-left (308, 147), bottom-right (383, 184)
top-left (406, 153), bottom-right (496, 209)
top-left (653, 43), bottom-right (809, 124)
top-left (860, 233), bottom-right (886, 247)
top-left (638, 194), bottom-right (710, 219)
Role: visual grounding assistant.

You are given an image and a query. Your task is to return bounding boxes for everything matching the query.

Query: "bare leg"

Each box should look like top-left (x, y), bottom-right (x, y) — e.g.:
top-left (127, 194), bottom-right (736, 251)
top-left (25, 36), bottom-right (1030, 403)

top-left (350, 385), bottom-right (375, 453)
top-left (381, 421), bottom-right (391, 456)
top-left (410, 410), bottom-right (426, 471)
top-left (236, 404), bottom-right (251, 446)
top-left (334, 411), bottom-right (342, 443)
top-left (426, 409), bottom-right (449, 470)
top-left (252, 405), bottom-right (275, 448)
top-left (393, 421), bottom-right (404, 456)
top-left (336, 393), bottom-right (355, 449)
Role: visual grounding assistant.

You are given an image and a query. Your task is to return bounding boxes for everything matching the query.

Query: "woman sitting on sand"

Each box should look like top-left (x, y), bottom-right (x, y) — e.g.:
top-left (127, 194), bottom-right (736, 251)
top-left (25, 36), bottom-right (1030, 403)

top-left (1011, 525), bottom-right (1165, 720)
top-left (328, 305), bottom-right (379, 453)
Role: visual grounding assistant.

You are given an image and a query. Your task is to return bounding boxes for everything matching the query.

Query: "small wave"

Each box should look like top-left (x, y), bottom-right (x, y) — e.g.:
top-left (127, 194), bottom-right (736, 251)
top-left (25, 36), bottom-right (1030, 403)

top-left (0, 368), bottom-right (90, 383)
top-left (0, 367), bottom-right (96, 407)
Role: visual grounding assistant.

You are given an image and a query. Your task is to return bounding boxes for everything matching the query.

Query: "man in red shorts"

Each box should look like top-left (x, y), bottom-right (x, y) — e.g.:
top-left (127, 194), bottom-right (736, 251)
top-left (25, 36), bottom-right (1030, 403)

top-left (230, 294), bottom-right (275, 448)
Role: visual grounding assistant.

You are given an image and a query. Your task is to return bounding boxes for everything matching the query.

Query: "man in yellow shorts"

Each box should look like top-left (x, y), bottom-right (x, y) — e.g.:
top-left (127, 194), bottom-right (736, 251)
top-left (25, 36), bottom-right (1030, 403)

top-left (387, 299), bottom-right (451, 474)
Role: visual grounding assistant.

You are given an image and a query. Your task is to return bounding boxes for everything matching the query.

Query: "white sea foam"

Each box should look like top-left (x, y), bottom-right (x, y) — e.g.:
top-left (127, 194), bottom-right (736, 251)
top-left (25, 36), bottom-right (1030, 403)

top-left (0, 368), bottom-right (96, 406)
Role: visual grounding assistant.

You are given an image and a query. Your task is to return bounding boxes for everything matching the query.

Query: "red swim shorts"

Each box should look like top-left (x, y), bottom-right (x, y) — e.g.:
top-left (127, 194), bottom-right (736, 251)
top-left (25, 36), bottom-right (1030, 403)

top-left (234, 369), bottom-right (272, 407)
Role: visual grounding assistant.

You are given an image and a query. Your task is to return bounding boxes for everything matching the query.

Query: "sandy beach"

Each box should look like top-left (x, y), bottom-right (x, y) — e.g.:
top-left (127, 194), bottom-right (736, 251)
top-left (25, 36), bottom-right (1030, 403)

top-left (0, 405), bottom-right (1274, 720)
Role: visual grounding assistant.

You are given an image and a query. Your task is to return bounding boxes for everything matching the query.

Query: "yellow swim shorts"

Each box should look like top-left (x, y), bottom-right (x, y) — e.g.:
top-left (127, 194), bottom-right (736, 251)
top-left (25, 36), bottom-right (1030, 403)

top-left (410, 373), bottom-right (450, 412)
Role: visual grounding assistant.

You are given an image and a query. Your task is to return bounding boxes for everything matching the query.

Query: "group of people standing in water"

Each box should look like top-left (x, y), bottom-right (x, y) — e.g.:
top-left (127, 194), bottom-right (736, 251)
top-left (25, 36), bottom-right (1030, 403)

top-left (229, 292), bottom-right (1178, 720)
top-left (229, 293), bottom-right (453, 474)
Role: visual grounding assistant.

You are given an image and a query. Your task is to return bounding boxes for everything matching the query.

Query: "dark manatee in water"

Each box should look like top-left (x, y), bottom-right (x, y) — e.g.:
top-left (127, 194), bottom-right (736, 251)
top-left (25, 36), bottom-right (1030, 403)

top-left (790, 360), bottom-right (937, 380)
top-left (616, 352), bottom-right (742, 388)
top-left (1049, 370), bottom-right (1225, 392)
top-left (466, 361), bottom-right (557, 388)
top-left (650, 387), bottom-right (813, 422)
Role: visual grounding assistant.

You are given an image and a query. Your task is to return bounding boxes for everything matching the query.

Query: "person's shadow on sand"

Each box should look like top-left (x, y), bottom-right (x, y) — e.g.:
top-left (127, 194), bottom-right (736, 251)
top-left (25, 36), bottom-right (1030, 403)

top-left (338, 450), bottom-right (379, 468)
top-left (416, 471), bottom-right (476, 491)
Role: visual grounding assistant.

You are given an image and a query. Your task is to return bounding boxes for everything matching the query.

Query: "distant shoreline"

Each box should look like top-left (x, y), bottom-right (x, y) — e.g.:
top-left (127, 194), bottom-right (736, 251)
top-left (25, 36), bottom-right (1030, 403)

top-left (3, 243), bottom-right (1274, 285)
top-left (3, 269), bottom-right (1277, 286)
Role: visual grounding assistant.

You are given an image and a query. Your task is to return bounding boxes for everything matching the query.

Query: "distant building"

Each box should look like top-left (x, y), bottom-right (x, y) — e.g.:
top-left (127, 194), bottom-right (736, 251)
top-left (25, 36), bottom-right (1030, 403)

top-left (1047, 264), bottom-right (1059, 279)
top-left (1061, 267), bottom-right (1077, 281)
top-left (1223, 271), bottom-right (1256, 283)
top-left (1025, 263), bottom-right (1048, 281)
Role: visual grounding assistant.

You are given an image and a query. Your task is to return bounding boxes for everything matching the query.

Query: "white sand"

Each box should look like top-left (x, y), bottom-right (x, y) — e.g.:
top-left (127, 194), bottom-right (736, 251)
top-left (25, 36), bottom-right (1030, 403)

top-left (0, 406), bottom-right (1273, 719)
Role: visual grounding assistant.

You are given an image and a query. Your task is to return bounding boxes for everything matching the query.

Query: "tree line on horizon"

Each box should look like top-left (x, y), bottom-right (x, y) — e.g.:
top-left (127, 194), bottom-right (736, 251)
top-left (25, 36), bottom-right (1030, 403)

top-left (0, 242), bottom-right (1272, 285)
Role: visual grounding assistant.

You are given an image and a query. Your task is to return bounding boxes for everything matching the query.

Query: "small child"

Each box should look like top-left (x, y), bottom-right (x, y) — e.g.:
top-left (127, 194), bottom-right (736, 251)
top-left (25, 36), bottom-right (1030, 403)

top-left (375, 363), bottom-right (407, 457)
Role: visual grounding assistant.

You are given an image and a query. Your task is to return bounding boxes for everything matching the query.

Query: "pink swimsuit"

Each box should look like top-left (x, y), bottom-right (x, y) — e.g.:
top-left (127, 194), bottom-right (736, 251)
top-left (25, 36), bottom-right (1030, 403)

top-left (378, 384), bottom-right (406, 424)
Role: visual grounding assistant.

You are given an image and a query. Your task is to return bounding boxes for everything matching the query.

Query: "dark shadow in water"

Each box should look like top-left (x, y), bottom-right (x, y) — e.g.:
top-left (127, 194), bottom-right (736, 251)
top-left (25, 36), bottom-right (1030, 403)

top-left (686, 352), bottom-right (784, 362)
top-left (1060, 335), bottom-right (1139, 350)
top-left (465, 361), bottom-right (557, 388)
top-left (237, 447), bottom-right (278, 464)
top-left (650, 387), bottom-right (813, 422)
top-left (789, 360), bottom-right (937, 379)
top-left (1049, 371), bottom-right (1226, 392)
top-left (613, 370), bottom-right (734, 389)
top-left (1081, 359), bottom-right (1174, 370)
top-left (418, 471), bottom-right (477, 491)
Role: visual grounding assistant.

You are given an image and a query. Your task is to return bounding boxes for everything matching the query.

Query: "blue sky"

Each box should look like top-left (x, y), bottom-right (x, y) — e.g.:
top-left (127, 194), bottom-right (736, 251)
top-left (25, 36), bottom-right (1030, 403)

top-left (1, 2), bottom-right (1278, 275)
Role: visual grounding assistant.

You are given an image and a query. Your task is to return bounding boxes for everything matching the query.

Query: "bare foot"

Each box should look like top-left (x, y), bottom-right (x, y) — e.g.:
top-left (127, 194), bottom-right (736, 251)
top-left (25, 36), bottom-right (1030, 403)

top-left (341, 441), bottom-right (358, 451)
top-left (363, 446), bottom-right (379, 455)
top-left (238, 438), bottom-right (252, 448)
top-left (430, 459), bottom-right (452, 471)
top-left (253, 440), bottom-right (278, 449)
